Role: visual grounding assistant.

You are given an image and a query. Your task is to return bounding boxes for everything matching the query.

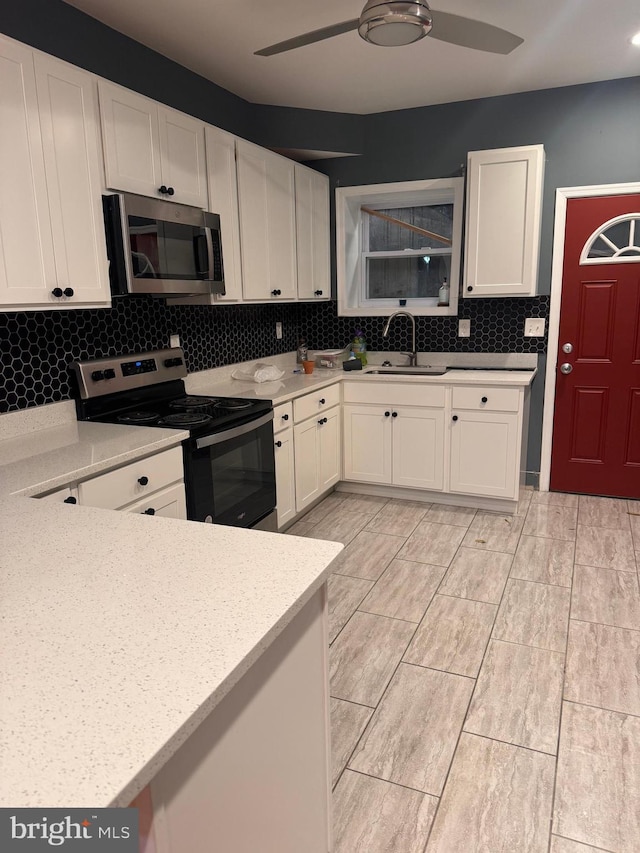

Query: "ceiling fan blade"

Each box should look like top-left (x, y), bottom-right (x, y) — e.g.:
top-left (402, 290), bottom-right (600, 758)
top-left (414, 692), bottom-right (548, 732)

top-left (429, 11), bottom-right (523, 55)
top-left (255, 19), bottom-right (360, 56)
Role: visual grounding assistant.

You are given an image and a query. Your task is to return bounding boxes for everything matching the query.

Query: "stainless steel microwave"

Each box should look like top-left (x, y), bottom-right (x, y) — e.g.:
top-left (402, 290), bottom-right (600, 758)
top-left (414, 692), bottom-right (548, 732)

top-left (103, 193), bottom-right (225, 298)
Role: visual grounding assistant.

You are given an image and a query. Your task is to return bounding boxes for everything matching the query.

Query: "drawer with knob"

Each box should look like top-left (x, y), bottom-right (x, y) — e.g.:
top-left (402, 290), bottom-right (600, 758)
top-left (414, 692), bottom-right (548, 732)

top-left (451, 386), bottom-right (520, 413)
top-left (124, 483), bottom-right (187, 519)
top-left (78, 446), bottom-right (183, 510)
top-left (273, 401), bottom-right (293, 434)
top-left (293, 384), bottom-right (340, 423)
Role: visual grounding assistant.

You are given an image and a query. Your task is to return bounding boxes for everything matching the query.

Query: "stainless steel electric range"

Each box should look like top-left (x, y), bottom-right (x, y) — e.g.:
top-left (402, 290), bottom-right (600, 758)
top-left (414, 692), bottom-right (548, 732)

top-left (72, 349), bottom-right (277, 531)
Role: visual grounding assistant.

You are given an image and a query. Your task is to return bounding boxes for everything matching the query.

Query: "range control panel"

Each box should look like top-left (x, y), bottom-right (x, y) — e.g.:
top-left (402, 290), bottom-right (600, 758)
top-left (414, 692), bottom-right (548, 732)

top-left (73, 348), bottom-right (187, 400)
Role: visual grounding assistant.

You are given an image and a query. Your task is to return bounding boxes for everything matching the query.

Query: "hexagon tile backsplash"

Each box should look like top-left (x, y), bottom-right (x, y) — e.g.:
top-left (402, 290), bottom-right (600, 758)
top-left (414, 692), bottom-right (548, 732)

top-left (0, 296), bottom-right (548, 413)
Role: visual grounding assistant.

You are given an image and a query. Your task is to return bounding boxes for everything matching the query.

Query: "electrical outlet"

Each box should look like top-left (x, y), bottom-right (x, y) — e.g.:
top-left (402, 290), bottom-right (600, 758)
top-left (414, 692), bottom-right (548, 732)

top-left (169, 334), bottom-right (180, 348)
top-left (458, 319), bottom-right (471, 337)
top-left (524, 318), bottom-right (546, 337)
top-left (275, 322), bottom-right (283, 340)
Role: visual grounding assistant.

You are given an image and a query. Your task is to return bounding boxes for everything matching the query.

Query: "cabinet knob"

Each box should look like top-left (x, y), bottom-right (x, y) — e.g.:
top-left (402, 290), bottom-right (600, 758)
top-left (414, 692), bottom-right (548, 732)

top-left (51, 287), bottom-right (63, 298)
top-left (467, 286), bottom-right (473, 292)
top-left (318, 417), bottom-right (327, 425)
top-left (271, 289), bottom-right (282, 296)
top-left (159, 185), bottom-right (168, 194)
top-left (392, 411), bottom-right (398, 418)
top-left (384, 411), bottom-right (391, 417)
top-left (63, 496), bottom-right (77, 505)
top-left (314, 290), bottom-right (323, 296)
top-left (143, 508), bottom-right (156, 515)
top-left (282, 414), bottom-right (289, 421)
top-left (481, 396), bottom-right (488, 403)
top-left (63, 287), bottom-right (74, 298)
top-left (275, 440), bottom-right (282, 448)
top-left (138, 476), bottom-right (149, 486)
top-left (167, 187), bottom-right (175, 196)
top-left (319, 398), bottom-right (326, 405)
top-left (452, 415), bottom-right (459, 421)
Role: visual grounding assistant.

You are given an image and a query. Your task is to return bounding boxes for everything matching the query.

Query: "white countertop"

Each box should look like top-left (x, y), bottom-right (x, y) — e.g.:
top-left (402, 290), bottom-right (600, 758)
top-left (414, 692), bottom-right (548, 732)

top-left (0, 496), bottom-right (341, 809)
top-left (0, 421), bottom-right (188, 498)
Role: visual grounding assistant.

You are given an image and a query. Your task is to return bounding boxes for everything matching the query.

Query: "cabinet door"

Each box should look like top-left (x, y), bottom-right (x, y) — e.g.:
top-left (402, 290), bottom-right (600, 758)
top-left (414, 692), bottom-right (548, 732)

top-left (392, 406), bottom-right (445, 491)
top-left (295, 164), bottom-right (330, 301)
top-left (34, 55), bottom-right (110, 306)
top-left (158, 106), bottom-right (208, 208)
top-left (236, 139), bottom-right (297, 301)
top-left (275, 428), bottom-right (296, 529)
top-left (98, 80), bottom-right (162, 198)
top-left (125, 483), bottom-right (188, 520)
top-left (205, 125), bottom-right (242, 301)
top-left (0, 36), bottom-right (56, 306)
top-left (464, 145), bottom-right (544, 297)
top-left (343, 404), bottom-right (392, 484)
top-left (294, 417), bottom-right (320, 512)
top-left (318, 406), bottom-right (341, 492)
top-left (449, 410), bottom-right (519, 499)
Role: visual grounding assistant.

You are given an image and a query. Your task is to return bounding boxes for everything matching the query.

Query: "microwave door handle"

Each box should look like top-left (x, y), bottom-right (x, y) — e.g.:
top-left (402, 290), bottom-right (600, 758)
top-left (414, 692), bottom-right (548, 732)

top-left (195, 411), bottom-right (274, 449)
top-left (203, 227), bottom-right (215, 277)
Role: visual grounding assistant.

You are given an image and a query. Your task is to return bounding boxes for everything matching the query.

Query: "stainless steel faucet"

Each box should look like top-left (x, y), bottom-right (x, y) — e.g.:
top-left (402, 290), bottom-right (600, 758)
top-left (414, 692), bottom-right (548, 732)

top-left (382, 311), bottom-right (417, 367)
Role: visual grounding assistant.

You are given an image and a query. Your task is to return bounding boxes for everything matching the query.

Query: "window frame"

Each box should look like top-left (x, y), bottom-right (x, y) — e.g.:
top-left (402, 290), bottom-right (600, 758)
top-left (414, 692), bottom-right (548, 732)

top-left (336, 178), bottom-right (464, 317)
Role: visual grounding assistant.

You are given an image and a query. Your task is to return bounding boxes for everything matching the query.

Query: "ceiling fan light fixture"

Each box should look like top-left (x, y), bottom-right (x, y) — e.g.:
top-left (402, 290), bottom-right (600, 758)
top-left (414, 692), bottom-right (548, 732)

top-left (358, 1), bottom-right (433, 47)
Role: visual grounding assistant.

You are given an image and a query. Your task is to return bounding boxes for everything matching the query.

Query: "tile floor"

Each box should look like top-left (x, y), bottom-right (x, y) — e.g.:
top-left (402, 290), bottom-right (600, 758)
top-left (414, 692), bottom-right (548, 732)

top-left (287, 489), bottom-right (640, 853)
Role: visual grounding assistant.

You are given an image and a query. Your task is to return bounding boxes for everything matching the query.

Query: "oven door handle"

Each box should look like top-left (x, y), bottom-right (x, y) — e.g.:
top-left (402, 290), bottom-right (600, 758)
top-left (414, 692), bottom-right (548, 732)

top-left (195, 410), bottom-right (274, 449)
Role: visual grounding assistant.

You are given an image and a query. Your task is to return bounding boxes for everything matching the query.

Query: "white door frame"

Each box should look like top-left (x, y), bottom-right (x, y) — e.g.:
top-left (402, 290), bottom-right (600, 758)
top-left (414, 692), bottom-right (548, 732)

top-left (540, 181), bottom-right (640, 491)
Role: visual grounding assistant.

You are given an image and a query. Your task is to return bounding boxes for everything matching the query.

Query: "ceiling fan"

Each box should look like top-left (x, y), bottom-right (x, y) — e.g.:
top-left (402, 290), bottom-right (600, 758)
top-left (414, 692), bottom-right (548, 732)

top-left (255, 0), bottom-right (523, 57)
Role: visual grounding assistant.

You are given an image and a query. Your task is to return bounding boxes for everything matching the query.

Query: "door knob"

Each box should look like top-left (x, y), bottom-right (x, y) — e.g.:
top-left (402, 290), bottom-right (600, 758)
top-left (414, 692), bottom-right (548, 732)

top-left (562, 342), bottom-right (573, 354)
top-left (560, 363), bottom-right (573, 375)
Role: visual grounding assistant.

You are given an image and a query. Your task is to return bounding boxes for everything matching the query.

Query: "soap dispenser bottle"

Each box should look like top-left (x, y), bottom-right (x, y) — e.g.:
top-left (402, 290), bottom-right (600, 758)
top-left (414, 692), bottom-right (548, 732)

top-left (438, 277), bottom-right (450, 306)
top-left (352, 329), bottom-right (367, 366)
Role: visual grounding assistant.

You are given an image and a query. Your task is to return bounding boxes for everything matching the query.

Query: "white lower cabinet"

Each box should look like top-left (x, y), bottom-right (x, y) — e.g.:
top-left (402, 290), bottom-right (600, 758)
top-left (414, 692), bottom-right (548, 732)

top-left (273, 400), bottom-right (296, 530)
top-left (343, 404), bottom-right (392, 484)
top-left (294, 405), bottom-right (341, 513)
top-left (449, 409), bottom-right (519, 499)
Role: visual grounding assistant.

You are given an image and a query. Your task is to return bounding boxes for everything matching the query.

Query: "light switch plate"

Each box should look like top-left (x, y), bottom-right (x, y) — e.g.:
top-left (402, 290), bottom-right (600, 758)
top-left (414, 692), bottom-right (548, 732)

top-left (458, 319), bottom-right (471, 337)
top-left (169, 334), bottom-right (181, 348)
top-left (275, 322), bottom-right (283, 340)
top-left (524, 318), bottom-right (545, 337)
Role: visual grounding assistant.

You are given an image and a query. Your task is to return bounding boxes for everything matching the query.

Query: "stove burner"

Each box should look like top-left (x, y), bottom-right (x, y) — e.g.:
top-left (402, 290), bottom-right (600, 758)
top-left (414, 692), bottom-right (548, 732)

top-left (117, 411), bottom-right (160, 424)
top-left (214, 399), bottom-right (252, 410)
top-left (169, 396), bottom-right (217, 409)
top-left (159, 412), bottom-right (213, 428)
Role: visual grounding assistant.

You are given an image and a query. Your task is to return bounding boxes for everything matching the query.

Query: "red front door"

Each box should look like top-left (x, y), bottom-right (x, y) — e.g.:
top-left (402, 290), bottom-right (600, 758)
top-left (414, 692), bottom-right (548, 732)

top-left (550, 194), bottom-right (640, 499)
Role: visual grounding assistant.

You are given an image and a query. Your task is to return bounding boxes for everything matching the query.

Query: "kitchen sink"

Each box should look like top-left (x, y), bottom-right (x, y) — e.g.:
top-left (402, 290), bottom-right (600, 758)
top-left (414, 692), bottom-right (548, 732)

top-left (364, 366), bottom-right (448, 376)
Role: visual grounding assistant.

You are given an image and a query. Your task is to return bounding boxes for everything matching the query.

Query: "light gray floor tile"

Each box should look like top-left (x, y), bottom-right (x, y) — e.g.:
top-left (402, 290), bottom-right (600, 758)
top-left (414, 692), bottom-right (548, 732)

top-left (337, 492), bottom-right (390, 515)
top-left (578, 494), bottom-right (631, 530)
top-left (330, 530), bottom-right (405, 581)
top-left (575, 524), bottom-right (636, 573)
top-left (551, 836), bottom-right (609, 852)
top-left (330, 611), bottom-right (416, 707)
top-left (333, 770), bottom-right (438, 853)
top-left (328, 573), bottom-right (375, 644)
top-left (424, 503), bottom-right (477, 527)
top-left (349, 663), bottom-right (474, 795)
top-left (515, 487), bottom-right (533, 516)
top-left (571, 564), bottom-right (640, 630)
top-left (493, 579), bottom-right (571, 652)
top-left (404, 595), bottom-right (497, 678)
top-left (565, 620), bottom-right (640, 716)
top-left (330, 698), bottom-right (373, 788)
top-left (531, 491), bottom-right (580, 508)
top-left (439, 546), bottom-right (513, 603)
top-left (464, 639), bottom-right (564, 754)
top-left (396, 521), bottom-right (466, 567)
top-left (309, 509), bottom-right (373, 546)
top-left (630, 513), bottom-right (640, 549)
top-left (426, 733), bottom-right (555, 853)
top-left (554, 702), bottom-right (640, 853)
top-left (522, 504), bottom-right (578, 541)
top-left (359, 559), bottom-right (445, 623)
top-left (365, 498), bottom-right (430, 537)
top-left (510, 535), bottom-right (575, 587)
top-left (285, 520), bottom-right (317, 537)
top-left (462, 511), bottom-right (525, 554)
top-left (300, 492), bottom-right (346, 524)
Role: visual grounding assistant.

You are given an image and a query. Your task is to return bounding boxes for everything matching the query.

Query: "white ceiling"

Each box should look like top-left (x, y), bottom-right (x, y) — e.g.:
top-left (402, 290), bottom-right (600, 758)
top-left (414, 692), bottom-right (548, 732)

top-left (63, 0), bottom-right (640, 114)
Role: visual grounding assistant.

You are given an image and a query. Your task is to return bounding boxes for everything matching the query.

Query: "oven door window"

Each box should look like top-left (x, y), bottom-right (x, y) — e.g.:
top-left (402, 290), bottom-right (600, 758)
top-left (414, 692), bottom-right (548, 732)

top-left (128, 216), bottom-right (210, 281)
top-left (186, 418), bottom-right (276, 527)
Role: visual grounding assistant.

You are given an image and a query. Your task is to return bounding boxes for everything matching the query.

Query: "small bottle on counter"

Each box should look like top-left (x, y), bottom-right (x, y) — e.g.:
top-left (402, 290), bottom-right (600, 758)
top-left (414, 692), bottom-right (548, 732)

top-left (296, 338), bottom-right (308, 364)
top-left (352, 329), bottom-right (367, 366)
top-left (438, 277), bottom-right (450, 306)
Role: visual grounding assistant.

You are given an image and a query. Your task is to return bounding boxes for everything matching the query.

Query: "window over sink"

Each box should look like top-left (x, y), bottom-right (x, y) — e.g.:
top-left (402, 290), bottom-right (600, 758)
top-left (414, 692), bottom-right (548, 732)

top-left (336, 178), bottom-right (463, 317)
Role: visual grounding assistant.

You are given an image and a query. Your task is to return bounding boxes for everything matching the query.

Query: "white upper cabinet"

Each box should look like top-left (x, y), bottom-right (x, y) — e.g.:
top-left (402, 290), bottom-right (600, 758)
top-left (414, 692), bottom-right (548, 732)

top-left (295, 164), bottom-right (330, 301)
top-left (236, 139), bottom-right (297, 301)
top-left (464, 144), bottom-right (544, 297)
top-left (205, 125), bottom-right (243, 301)
top-left (0, 37), bottom-right (110, 309)
top-left (99, 81), bottom-right (208, 208)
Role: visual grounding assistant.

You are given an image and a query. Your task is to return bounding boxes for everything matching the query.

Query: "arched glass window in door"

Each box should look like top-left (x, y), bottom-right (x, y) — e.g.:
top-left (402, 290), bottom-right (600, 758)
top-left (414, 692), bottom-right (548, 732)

top-left (580, 213), bottom-right (640, 265)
